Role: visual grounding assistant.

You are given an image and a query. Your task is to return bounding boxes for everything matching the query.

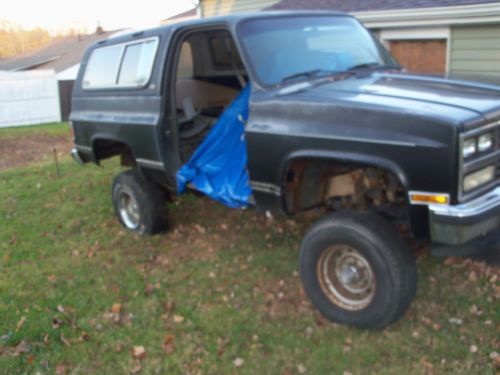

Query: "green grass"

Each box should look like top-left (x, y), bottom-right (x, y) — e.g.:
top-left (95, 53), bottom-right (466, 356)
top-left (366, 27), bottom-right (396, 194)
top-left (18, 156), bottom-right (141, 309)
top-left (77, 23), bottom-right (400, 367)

top-left (0, 125), bottom-right (498, 374)
top-left (0, 122), bottom-right (70, 139)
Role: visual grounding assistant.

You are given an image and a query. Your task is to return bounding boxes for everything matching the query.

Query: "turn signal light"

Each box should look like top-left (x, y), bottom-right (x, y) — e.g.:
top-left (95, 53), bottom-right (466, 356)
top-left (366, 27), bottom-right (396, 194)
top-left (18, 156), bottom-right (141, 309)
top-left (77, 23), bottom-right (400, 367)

top-left (409, 193), bottom-right (449, 205)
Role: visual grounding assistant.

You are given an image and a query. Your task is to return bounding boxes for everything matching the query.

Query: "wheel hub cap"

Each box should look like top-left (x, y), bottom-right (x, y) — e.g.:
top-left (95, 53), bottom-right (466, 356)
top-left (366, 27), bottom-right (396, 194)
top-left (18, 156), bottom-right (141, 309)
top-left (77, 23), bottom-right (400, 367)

top-left (118, 191), bottom-right (140, 229)
top-left (317, 245), bottom-right (375, 311)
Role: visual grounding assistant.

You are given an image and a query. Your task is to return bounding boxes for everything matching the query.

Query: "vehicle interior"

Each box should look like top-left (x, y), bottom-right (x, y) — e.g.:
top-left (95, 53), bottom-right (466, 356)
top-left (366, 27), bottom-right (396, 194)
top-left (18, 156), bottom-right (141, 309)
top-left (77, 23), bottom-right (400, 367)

top-left (172, 29), bottom-right (248, 162)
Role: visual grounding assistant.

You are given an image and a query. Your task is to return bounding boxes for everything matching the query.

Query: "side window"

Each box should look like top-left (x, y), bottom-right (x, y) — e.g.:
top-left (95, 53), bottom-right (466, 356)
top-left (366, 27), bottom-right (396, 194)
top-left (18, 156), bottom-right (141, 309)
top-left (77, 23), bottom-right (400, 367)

top-left (82, 45), bottom-right (123, 88)
top-left (82, 37), bottom-right (158, 89)
top-left (176, 42), bottom-right (194, 79)
top-left (118, 39), bottom-right (158, 86)
top-left (209, 34), bottom-right (243, 70)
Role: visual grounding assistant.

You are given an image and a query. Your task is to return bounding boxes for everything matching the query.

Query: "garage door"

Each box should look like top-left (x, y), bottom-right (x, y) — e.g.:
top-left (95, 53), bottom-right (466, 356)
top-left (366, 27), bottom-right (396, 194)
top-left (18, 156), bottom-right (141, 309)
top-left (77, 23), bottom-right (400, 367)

top-left (389, 40), bottom-right (447, 74)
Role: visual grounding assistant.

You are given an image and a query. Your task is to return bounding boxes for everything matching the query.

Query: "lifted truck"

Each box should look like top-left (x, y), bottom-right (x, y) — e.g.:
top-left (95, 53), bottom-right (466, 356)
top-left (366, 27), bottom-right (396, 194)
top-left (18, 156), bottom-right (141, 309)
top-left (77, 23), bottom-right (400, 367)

top-left (70, 11), bottom-right (500, 329)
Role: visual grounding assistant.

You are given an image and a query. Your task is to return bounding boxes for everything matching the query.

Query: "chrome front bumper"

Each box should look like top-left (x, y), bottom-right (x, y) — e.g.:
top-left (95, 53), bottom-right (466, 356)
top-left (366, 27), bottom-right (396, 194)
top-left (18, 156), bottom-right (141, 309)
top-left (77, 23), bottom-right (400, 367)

top-left (70, 148), bottom-right (84, 165)
top-left (429, 187), bottom-right (500, 246)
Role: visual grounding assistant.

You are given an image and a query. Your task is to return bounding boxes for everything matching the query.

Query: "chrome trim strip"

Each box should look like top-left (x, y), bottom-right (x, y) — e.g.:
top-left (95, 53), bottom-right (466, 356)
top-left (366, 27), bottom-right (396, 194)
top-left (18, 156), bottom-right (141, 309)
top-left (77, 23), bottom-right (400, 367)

top-left (136, 158), bottom-right (165, 170)
top-left (250, 181), bottom-right (281, 196)
top-left (462, 120), bottom-right (500, 138)
top-left (408, 190), bottom-right (450, 205)
top-left (430, 186), bottom-right (500, 218)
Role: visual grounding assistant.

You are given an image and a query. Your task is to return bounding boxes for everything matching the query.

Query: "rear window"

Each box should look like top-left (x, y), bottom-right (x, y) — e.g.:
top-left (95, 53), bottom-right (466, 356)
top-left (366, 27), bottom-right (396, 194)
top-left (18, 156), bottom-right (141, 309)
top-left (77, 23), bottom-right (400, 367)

top-left (82, 37), bottom-right (159, 89)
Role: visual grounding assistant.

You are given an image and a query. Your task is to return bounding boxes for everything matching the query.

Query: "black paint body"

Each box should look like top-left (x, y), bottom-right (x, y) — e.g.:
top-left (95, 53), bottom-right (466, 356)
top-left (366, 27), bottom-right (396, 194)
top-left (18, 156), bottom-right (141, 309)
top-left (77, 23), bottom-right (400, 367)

top-left (70, 11), bottom-right (500, 241)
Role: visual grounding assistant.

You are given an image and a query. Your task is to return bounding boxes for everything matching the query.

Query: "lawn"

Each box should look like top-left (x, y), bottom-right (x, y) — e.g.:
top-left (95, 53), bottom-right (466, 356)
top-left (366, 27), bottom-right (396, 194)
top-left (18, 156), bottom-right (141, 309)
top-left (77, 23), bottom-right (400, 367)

top-left (0, 123), bottom-right (499, 374)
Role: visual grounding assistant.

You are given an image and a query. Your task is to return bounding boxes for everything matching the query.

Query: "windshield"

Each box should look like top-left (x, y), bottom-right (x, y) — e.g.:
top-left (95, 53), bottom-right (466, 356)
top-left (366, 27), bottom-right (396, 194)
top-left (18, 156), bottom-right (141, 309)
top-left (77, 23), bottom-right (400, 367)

top-left (238, 16), bottom-right (398, 86)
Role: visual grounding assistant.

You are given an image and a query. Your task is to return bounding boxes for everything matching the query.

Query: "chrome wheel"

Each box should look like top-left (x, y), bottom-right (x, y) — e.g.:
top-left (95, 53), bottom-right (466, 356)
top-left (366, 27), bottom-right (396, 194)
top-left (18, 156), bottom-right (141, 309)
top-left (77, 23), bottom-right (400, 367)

top-left (317, 245), bottom-right (375, 311)
top-left (117, 190), bottom-right (140, 229)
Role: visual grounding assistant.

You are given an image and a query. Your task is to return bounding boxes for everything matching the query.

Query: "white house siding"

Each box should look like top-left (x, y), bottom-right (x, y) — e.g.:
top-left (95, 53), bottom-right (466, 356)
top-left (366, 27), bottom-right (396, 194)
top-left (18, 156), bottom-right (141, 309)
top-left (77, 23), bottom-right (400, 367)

top-left (201, 0), bottom-right (278, 17)
top-left (449, 24), bottom-right (500, 76)
top-left (0, 70), bottom-right (61, 128)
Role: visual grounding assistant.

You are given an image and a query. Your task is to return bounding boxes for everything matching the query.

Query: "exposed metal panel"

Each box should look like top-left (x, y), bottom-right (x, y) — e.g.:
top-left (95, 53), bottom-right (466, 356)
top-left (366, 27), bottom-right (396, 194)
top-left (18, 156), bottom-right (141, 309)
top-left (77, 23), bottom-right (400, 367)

top-left (450, 25), bottom-right (500, 76)
top-left (201, 0), bottom-right (279, 17)
top-left (0, 70), bottom-right (61, 128)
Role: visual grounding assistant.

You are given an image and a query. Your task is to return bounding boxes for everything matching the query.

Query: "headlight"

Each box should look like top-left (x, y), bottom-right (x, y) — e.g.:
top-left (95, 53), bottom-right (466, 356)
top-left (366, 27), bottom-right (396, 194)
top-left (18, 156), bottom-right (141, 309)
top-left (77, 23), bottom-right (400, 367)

top-left (463, 166), bottom-right (495, 192)
top-left (478, 132), bottom-right (493, 152)
top-left (462, 138), bottom-right (477, 158)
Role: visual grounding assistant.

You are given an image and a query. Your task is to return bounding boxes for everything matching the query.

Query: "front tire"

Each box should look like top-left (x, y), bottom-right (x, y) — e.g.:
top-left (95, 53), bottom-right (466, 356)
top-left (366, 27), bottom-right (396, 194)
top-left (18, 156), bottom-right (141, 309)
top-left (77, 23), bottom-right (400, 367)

top-left (300, 211), bottom-right (417, 329)
top-left (112, 170), bottom-right (168, 235)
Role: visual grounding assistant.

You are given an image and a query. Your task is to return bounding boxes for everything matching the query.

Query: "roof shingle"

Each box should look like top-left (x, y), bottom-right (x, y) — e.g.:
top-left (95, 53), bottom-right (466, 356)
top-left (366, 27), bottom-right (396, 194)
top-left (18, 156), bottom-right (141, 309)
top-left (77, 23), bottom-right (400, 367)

top-left (0, 30), bottom-right (118, 73)
top-left (266, 0), bottom-right (500, 12)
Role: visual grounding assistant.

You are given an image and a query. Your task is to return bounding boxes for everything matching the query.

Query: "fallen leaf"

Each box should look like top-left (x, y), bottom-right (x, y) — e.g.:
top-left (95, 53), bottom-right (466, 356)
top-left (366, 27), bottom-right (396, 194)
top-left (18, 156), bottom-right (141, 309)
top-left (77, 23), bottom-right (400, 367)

top-left (130, 360), bottom-right (142, 373)
top-left (419, 356), bottom-right (434, 374)
top-left (131, 345), bottom-right (146, 360)
top-left (233, 357), bottom-right (244, 367)
top-left (52, 317), bottom-right (63, 329)
top-left (13, 340), bottom-right (30, 355)
top-left (173, 314), bottom-right (185, 324)
top-left (470, 345), bottom-right (478, 353)
top-left (78, 331), bottom-right (90, 342)
top-left (144, 284), bottom-right (155, 296)
top-left (163, 334), bottom-right (175, 354)
top-left (209, 272), bottom-right (216, 279)
top-left (115, 341), bottom-right (123, 353)
top-left (57, 305), bottom-right (65, 314)
top-left (47, 275), bottom-right (57, 283)
top-left (194, 224), bottom-right (206, 234)
top-left (448, 318), bottom-right (463, 325)
top-left (468, 271), bottom-right (478, 282)
top-left (297, 364), bottom-right (307, 374)
top-left (111, 303), bottom-right (122, 314)
top-left (164, 301), bottom-right (175, 312)
top-left (15, 316), bottom-right (26, 332)
top-left (432, 323), bottom-right (442, 331)
top-left (60, 333), bottom-right (71, 347)
top-left (26, 354), bottom-right (35, 365)
top-left (55, 364), bottom-right (68, 375)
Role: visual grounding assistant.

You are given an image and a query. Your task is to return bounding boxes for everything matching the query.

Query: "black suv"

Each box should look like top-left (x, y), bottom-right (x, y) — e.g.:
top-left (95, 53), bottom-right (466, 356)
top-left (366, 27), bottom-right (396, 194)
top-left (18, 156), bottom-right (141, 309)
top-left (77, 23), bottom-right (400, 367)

top-left (70, 11), bottom-right (500, 329)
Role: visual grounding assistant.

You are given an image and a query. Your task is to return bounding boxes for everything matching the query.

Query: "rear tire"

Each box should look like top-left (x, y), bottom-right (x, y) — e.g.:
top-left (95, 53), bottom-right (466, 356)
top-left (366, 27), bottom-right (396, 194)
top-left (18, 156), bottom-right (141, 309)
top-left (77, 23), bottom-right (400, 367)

top-left (112, 170), bottom-right (168, 235)
top-left (300, 210), bottom-right (417, 329)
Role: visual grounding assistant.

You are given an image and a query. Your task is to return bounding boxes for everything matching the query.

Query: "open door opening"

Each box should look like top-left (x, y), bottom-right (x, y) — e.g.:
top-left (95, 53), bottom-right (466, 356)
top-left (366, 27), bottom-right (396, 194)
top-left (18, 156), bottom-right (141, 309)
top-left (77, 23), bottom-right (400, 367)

top-left (173, 29), bottom-right (252, 208)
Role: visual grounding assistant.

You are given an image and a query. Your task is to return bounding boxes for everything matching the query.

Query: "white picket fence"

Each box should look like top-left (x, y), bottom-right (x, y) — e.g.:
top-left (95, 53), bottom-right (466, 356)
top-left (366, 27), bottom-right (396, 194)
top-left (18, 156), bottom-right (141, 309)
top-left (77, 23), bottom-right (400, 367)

top-left (0, 70), bottom-right (61, 128)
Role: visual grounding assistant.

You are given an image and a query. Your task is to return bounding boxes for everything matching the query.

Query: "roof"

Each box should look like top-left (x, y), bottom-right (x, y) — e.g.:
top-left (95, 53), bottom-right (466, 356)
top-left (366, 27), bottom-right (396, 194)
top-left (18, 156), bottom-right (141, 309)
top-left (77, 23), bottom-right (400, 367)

top-left (266, 0), bottom-right (500, 12)
top-left (0, 29), bottom-right (119, 73)
top-left (164, 7), bottom-right (197, 21)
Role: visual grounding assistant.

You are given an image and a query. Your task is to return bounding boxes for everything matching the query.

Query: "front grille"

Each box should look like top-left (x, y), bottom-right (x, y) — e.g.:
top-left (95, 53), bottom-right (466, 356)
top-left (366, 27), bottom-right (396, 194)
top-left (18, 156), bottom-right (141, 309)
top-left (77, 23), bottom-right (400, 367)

top-left (459, 120), bottom-right (500, 202)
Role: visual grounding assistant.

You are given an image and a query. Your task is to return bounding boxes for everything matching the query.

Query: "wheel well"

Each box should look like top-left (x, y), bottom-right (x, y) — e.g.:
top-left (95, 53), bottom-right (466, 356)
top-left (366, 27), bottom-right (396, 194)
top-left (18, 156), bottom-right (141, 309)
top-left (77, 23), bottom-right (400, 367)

top-left (92, 139), bottom-right (135, 167)
top-left (283, 158), bottom-right (407, 218)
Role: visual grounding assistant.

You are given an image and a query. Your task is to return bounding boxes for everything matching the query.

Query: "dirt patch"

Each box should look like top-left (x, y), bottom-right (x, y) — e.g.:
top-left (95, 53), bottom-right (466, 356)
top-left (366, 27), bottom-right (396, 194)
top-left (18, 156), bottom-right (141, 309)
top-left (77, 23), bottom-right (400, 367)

top-left (0, 133), bottom-right (71, 171)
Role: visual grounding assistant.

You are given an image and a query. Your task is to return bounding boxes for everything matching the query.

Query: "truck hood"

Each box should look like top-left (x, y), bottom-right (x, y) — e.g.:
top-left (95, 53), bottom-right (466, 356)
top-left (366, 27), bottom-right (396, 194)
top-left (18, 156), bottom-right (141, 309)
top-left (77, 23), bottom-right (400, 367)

top-left (279, 72), bottom-right (500, 125)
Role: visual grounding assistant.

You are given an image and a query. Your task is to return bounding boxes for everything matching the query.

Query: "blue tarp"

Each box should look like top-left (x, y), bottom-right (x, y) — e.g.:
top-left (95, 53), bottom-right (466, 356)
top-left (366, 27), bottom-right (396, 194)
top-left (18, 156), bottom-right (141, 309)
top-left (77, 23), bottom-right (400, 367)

top-left (176, 85), bottom-right (252, 208)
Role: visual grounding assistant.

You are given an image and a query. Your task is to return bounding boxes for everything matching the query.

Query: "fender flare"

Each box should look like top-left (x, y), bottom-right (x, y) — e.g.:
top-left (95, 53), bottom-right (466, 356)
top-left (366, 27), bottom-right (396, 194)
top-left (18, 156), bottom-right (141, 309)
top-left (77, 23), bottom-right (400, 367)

top-left (279, 149), bottom-right (410, 193)
top-left (90, 133), bottom-right (134, 165)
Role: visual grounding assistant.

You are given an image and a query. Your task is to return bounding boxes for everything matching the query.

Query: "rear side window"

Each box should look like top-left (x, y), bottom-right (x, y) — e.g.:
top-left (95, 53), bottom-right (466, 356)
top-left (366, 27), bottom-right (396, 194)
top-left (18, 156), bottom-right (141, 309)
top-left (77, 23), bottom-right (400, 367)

top-left (82, 45), bottom-right (122, 88)
top-left (82, 37), bottom-right (159, 89)
top-left (118, 39), bottom-right (158, 86)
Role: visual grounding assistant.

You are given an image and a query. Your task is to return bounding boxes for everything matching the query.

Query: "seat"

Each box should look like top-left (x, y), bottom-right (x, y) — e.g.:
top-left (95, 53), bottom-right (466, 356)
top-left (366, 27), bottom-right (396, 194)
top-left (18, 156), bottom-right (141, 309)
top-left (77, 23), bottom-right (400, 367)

top-left (175, 78), bottom-right (239, 112)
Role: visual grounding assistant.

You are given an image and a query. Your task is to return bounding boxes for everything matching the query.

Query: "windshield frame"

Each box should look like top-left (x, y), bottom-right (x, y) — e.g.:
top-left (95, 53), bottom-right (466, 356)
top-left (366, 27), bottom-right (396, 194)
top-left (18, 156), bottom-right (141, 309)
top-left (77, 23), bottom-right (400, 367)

top-left (235, 14), bottom-right (399, 89)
